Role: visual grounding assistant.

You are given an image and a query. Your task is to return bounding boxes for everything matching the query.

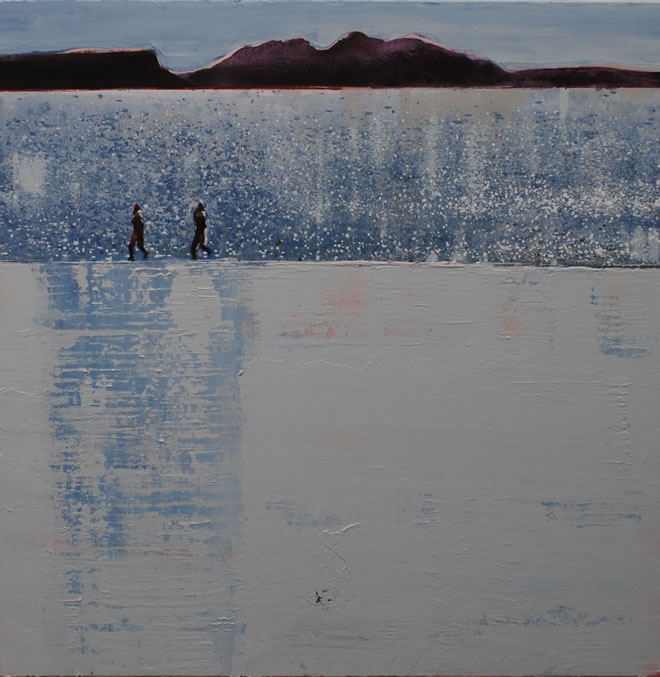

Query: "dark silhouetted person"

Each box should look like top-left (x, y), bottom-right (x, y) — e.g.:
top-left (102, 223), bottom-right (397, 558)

top-left (129, 202), bottom-right (149, 260)
top-left (191, 202), bottom-right (211, 259)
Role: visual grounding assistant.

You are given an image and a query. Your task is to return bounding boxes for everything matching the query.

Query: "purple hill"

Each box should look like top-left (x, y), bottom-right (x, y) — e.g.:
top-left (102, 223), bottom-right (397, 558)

top-left (184, 32), bottom-right (511, 88)
top-left (512, 65), bottom-right (660, 88)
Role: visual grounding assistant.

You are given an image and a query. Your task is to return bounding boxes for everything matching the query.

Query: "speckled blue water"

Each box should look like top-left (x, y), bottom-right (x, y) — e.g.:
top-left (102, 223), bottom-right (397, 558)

top-left (0, 88), bottom-right (657, 265)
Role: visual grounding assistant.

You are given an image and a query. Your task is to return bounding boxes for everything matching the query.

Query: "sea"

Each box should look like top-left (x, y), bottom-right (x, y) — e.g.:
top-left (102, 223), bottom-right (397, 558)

top-left (0, 86), bottom-right (658, 265)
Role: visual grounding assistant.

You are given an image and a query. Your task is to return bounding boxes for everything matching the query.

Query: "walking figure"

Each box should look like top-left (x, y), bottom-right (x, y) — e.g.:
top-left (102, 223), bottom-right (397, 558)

top-left (191, 201), bottom-right (211, 259)
top-left (129, 203), bottom-right (149, 260)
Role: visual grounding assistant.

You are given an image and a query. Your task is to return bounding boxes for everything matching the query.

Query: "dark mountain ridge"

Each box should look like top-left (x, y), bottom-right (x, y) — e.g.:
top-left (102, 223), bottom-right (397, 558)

top-left (185, 32), bottom-right (509, 88)
top-left (1, 33), bottom-right (658, 90)
top-left (0, 49), bottom-right (184, 90)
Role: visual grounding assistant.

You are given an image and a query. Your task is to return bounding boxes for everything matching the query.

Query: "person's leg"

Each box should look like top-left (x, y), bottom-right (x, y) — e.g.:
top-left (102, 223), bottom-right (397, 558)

top-left (128, 233), bottom-right (137, 260)
top-left (191, 231), bottom-right (201, 258)
top-left (200, 230), bottom-right (211, 255)
top-left (137, 238), bottom-right (149, 258)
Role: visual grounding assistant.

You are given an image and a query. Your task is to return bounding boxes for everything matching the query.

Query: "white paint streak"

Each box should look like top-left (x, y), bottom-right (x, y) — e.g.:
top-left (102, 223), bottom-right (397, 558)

top-left (559, 87), bottom-right (569, 122)
top-left (323, 522), bottom-right (362, 535)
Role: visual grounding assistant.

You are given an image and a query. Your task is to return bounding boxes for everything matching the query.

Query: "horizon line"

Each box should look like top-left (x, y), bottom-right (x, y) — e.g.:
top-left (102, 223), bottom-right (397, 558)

top-left (1, 0), bottom-right (660, 3)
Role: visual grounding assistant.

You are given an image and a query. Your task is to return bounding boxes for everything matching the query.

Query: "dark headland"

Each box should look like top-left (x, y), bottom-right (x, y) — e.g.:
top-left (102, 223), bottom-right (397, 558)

top-left (1, 32), bottom-right (658, 90)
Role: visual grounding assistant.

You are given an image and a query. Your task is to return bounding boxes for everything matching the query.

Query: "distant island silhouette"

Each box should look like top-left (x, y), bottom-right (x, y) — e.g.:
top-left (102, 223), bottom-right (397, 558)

top-left (1, 32), bottom-right (659, 90)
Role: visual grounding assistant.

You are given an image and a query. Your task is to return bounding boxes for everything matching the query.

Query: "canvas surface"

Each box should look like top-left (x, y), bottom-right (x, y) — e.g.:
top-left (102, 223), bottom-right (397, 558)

top-left (0, 1), bottom-right (659, 674)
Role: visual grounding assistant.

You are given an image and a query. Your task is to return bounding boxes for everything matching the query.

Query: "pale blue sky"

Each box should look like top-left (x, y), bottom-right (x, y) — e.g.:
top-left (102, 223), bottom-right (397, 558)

top-left (1, 1), bottom-right (658, 70)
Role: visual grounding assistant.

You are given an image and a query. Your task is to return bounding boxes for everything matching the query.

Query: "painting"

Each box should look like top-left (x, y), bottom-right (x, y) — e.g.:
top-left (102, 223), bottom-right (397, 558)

top-left (0, 0), bottom-right (659, 675)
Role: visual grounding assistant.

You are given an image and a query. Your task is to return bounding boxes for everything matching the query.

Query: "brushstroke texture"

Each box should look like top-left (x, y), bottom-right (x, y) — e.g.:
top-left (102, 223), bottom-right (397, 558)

top-left (39, 262), bottom-right (249, 671)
